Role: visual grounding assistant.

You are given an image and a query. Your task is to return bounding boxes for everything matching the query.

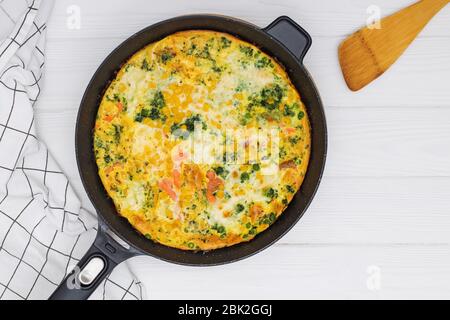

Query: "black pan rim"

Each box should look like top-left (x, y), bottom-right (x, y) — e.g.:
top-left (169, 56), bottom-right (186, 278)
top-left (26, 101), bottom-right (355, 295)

top-left (75, 14), bottom-right (327, 266)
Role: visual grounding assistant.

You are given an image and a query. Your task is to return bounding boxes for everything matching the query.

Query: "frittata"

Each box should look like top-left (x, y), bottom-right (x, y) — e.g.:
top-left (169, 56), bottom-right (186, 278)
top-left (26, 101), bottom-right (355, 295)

top-left (94, 30), bottom-right (310, 250)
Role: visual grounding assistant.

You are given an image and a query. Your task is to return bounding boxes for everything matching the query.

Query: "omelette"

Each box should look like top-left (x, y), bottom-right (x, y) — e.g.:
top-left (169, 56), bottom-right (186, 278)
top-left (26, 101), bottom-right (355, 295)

top-left (94, 30), bottom-right (310, 251)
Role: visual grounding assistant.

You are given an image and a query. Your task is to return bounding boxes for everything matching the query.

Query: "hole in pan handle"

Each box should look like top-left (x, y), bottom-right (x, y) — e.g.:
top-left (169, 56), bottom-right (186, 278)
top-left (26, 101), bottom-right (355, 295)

top-left (263, 16), bottom-right (312, 62)
top-left (49, 224), bottom-right (139, 300)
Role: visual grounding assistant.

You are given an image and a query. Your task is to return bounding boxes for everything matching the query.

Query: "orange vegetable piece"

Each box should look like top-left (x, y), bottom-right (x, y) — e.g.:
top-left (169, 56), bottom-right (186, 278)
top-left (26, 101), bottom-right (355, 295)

top-left (159, 178), bottom-right (177, 201)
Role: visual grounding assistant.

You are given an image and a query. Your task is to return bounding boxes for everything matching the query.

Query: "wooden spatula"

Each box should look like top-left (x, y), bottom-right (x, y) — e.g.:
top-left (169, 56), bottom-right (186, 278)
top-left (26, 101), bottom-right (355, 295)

top-left (339, 0), bottom-right (449, 91)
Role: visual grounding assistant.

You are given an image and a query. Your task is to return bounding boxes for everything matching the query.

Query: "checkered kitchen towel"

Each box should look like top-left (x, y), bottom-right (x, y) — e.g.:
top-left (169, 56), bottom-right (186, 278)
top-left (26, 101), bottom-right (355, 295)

top-left (0, 0), bottom-right (144, 300)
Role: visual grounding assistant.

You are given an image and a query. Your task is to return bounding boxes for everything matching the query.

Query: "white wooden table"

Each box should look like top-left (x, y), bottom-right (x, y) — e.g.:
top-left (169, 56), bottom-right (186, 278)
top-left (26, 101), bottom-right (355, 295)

top-left (36, 0), bottom-right (450, 299)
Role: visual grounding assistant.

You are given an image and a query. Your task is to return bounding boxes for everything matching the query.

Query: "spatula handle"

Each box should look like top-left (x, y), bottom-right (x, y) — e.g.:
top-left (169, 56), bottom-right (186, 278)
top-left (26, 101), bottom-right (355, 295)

top-left (391, 0), bottom-right (449, 34)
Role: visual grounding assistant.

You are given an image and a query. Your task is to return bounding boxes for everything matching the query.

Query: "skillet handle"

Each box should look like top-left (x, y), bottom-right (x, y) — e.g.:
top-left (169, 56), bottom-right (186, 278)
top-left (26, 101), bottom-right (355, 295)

top-left (263, 16), bottom-right (312, 62)
top-left (49, 227), bottom-right (138, 300)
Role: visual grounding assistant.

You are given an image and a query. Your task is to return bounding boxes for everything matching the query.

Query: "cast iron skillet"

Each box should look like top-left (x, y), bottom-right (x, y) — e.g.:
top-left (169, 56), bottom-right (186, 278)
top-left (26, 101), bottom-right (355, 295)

top-left (50, 14), bottom-right (327, 300)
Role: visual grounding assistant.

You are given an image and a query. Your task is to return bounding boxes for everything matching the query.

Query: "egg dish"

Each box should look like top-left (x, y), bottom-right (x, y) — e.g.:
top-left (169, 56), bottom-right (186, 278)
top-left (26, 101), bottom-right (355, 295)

top-left (94, 30), bottom-right (310, 250)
